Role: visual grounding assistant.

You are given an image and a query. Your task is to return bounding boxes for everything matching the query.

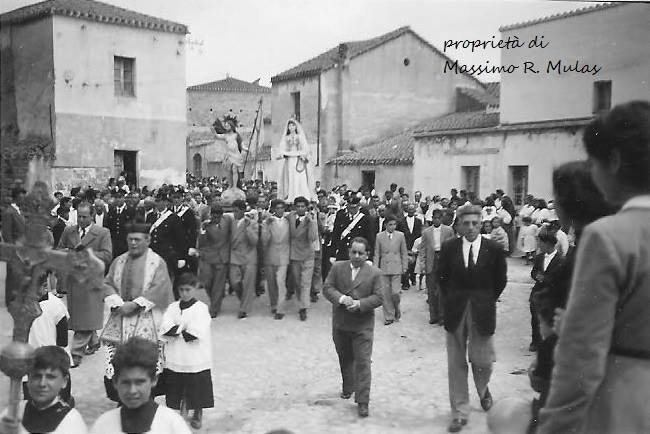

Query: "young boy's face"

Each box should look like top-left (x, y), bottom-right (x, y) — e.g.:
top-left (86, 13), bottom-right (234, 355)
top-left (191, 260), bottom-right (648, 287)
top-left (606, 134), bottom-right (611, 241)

top-left (114, 366), bottom-right (156, 409)
top-left (386, 220), bottom-right (397, 233)
top-left (178, 284), bottom-right (196, 302)
top-left (28, 367), bottom-right (68, 407)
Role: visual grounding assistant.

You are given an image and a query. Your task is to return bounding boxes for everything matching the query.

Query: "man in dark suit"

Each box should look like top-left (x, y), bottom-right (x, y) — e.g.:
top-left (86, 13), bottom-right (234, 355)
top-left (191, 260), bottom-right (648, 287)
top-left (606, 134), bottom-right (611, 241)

top-left (330, 197), bottom-right (372, 261)
top-left (104, 191), bottom-right (136, 258)
top-left (57, 201), bottom-right (113, 366)
top-left (437, 204), bottom-right (507, 432)
top-left (170, 190), bottom-right (198, 274)
top-left (147, 193), bottom-right (185, 298)
top-left (397, 202), bottom-right (423, 290)
top-left (528, 226), bottom-right (563, 352)
top-left (323, 237), bottom-right (383, 418)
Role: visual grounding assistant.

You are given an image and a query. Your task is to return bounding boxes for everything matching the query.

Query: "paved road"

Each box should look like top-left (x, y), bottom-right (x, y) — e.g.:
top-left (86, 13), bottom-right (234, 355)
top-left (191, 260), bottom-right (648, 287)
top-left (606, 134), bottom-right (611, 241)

top-left (0, 258), bottom-right (537, 433)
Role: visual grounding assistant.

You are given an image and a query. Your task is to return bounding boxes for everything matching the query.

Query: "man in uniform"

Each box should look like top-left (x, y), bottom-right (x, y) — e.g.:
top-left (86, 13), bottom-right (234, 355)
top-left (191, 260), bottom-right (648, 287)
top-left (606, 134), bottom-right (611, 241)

top-left (331, 197), bottom-right (372, 261)
top-left (105, 190), bottom-right (136, 258)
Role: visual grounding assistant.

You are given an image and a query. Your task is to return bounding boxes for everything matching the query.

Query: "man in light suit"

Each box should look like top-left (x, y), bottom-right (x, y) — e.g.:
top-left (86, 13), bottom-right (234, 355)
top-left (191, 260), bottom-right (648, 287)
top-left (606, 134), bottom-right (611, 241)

top-left (323, 237), bottom-right (384, 418)
top-left (58, 201), bottom-right (113, 366)
top-left (421, 208), bottom-right (456, 325)
top-left (287, 196), bottom-right (319, 321)
top-left (229, 199), bottom-right (258, 319)
top-left (437, 205), bottom-right (507, 432)
top-left (2, 187), bottom-right (26, 306)
top-left (262, 199), bottom-right (290, 320)
top-left (197, 204), bottom-right (232, 318)
top-left (373, 215), bottom-right (408, 325)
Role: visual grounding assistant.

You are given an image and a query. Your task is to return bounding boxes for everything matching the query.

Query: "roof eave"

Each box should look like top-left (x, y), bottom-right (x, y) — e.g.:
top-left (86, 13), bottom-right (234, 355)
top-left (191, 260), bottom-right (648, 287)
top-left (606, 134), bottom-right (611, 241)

top-left (413, 116), bottom-right (593, 137)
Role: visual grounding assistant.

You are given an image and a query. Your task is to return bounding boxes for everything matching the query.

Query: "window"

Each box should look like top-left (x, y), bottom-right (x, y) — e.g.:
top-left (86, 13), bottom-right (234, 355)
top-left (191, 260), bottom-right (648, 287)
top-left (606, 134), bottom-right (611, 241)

top-left (461, 166), bottom-right (480, 197)
top-left (593, 80), bottom-right (611, 114)
top-left (509, 166), bottom-right (528, 206)
top-left (291, 91), bottom-right (300, 121)
top-left (114, 56), bottom-right (135, 97)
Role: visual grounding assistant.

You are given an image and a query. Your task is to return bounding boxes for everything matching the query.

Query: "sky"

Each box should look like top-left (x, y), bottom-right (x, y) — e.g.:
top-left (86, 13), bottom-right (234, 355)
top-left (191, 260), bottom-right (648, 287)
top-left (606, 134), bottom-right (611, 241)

top-left (1, 0), bottom-right (604, 86)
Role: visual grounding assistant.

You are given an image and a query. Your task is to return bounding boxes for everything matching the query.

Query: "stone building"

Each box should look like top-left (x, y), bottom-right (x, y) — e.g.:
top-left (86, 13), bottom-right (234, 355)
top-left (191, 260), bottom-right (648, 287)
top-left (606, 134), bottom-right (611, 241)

top-left (327, 3), bottom-right (650, 203)
top-left (186, 76), bottom-right (271, 181)
top-left (0, 0), bottom-right (188, 201)
top-left (413, 2), bottom-right (650, 203)
top-left (270, 26), bottom-right (483, 188)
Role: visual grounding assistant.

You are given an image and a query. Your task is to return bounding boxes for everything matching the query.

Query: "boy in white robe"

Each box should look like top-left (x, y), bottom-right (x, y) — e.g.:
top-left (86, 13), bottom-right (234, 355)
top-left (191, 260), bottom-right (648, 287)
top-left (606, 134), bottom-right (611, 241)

top-left (91, 337), bottom-right (190, 434)
top-left (0, 346), bottom-right (87, 433)
top-left (159, 273), bottom-right (214, 429)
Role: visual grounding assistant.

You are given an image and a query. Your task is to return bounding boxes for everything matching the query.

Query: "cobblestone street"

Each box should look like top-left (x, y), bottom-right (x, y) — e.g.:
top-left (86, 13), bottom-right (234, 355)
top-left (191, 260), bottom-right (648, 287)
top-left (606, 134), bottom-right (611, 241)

top-left (0, 258), bottom-right (537, 433)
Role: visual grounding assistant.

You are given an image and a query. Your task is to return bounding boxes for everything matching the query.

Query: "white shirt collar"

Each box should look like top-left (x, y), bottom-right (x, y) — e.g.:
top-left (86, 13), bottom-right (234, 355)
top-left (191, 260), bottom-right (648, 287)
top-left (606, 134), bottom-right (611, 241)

top-left (545, 249), bottom-right (557, 258)
top-left (621, 194), bottom-right (650, 211)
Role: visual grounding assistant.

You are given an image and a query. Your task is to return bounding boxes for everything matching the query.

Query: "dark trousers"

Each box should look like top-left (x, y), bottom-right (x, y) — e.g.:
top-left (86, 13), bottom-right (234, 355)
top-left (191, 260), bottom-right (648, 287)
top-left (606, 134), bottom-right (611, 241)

top-left (529, 292), bottom-right (541, 346)
top-left (332, 327), bottom-right (374, 404)
top-left (311, 249), bottom-right (323, 296)
top-left (401, 258), bottom-right (416, 288)
top-left (426, 271), bottom-right (444, 323)
top-left (199, 261), bottom-right (228, 316)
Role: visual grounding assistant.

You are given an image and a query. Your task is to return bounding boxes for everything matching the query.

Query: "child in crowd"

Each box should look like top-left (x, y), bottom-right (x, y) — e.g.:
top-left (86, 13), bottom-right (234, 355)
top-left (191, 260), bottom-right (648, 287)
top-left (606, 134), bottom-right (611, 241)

top-left (91, 337), bottom-right (191, 433)
top-left (412, 236), bottom-right (426, 290)
top-left (24, 283), bottom-right (74, 406)
top-left (490, 216), bottom-right (509, 252)
top-left (158, 273), bottom-right (214, 429)
top-left (481, 220), bottom-right (493, 239)
top-left (520, 216), bottom-right (539, 264)
top-left (0, 346), bottom-right (87, 433)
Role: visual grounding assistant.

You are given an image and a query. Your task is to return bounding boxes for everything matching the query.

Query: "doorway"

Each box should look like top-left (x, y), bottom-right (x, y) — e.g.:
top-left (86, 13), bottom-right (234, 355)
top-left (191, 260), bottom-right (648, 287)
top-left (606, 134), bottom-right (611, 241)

top-left (193, 153), bottom-right (203, 178)
top-left (114, 150), bottom-right (138, 188)
top-left (461, 166), bottom-right (480, 197)
top-left (509, 165), bottom-right (528, 206)
top-left (361, 170), bottom-right (375, 191)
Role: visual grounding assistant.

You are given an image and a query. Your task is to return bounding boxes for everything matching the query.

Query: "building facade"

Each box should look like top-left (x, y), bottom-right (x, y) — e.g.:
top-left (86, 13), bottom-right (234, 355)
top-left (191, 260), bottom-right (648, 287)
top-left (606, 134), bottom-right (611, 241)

top-left (0, 0), bottom-right (188, 200)
top-left (186, 77), bottom-right (271, 181)
top-left (270, 26), bottom-right (483, 189)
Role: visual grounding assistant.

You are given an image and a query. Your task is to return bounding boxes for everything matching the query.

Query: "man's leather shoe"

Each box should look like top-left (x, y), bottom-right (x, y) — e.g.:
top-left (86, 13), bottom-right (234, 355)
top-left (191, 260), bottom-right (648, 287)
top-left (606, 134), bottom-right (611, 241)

top-left (384, 320), bottom-right (394, 326)
top-left (238, 312), bottom-right (248, 320)
top-left (340, 391), bottom-right (352, 399)
top-left (310, 294), bottom-right (319, 303)
top-left (274, 313), bottom-right (285, 320)
top-left (357, 403), bottom-right (369, 417)
top-left (480, 388), bottom-right (493, 411)
top-left (71, 356), bottom-right (82, 369)
top-left (429, 318), bottom-right (438, 325)
top-left (299, 309), bottom-right (307, 321)
top-left (447, 418), bottom-right (467, 432)
top-left (84, 343), bottom-right (100, 355)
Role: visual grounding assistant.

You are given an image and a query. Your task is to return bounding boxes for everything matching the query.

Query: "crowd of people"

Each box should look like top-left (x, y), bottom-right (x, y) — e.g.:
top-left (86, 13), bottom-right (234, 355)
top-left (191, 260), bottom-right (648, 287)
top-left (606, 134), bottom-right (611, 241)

top-left (0, 100), bottom-right (648, 433)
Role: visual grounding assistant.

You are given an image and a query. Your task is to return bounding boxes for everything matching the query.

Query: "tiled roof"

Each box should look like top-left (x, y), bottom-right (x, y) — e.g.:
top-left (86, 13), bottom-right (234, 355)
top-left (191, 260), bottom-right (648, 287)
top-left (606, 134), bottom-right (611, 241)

top-left (457, 86), bottom-right (499, 107)
top-left (188, 77), bottom-right (271, 93)
top-left (0, 0), bottom-right (187, 34)
top-left (415, 111), bottom-right (500, 133)
top-left (499, 2), bottom-right (625, 31)
top-left (484, 82), bottom-right (500, 102)
top-left (327, 127), bottom-right (417, 166)
top-left (271, 26), bottom-right (485, 89)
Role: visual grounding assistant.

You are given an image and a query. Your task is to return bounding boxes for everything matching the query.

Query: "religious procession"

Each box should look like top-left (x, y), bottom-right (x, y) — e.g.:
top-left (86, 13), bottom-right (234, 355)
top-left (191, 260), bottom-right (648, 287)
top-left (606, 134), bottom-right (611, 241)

top-left (0, 1), bottom-right (649, 433)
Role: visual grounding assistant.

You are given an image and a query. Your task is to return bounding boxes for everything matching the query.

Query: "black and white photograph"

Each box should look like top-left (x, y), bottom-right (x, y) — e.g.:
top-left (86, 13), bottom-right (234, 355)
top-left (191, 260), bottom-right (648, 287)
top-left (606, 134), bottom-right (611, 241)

top-left (0, 0), bottom-right (649, 432)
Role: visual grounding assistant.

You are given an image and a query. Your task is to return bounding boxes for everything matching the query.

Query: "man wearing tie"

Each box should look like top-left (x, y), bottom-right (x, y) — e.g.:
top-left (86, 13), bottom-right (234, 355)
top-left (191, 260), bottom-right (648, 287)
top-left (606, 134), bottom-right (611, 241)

top-left (437, 205), bottom-right (507, 432)
top-left (93, 198), bottom-right (107, 227)
top-left (421, 209), bottom-right (455, 325)
top-left (331, 197), bottom-right (372, 261)
top-left (397, 203), bottom-right (423, 290)
top-left (57, 201), bottom-right (113, 366)
top-left (262, 199), bottom-right (291, 319)
top-left (197, 205), bottom-right (232, 318)
top-left (229, 199), bottom-right (258, 319)
top-left (323, 237), bottom-right (383, 418)
top-left (373, 215), bottom-right (408, 325)
top-left (105, 190), bottom-right (136, 257)
top-left (287, 196), bottom-right (319, 321)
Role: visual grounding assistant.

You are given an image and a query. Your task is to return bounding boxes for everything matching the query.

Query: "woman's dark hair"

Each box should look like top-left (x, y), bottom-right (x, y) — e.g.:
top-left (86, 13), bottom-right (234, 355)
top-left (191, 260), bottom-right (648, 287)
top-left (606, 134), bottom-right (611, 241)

top-left (552, 161), bottom-right (618, 229)
top-left (112, 337), bottom-right (159, 380)
top-left (583, 100), bottom-right (650, 190)
top-left (285, 120), bottom-right (297, 135)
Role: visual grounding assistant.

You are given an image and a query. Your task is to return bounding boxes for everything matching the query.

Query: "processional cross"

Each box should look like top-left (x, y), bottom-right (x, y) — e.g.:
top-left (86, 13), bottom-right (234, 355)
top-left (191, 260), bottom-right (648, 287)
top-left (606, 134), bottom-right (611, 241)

top-left (0, 182), bottom-right (104, 432)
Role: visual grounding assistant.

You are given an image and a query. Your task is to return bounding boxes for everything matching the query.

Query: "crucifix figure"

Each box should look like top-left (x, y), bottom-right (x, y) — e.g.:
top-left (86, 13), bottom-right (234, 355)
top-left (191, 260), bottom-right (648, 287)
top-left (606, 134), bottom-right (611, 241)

top-left (0, 181), bottom-right (104, 433)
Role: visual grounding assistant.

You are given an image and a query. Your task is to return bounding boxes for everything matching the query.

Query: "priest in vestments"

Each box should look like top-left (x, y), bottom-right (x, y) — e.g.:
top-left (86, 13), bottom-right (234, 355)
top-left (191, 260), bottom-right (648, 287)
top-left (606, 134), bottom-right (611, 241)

top-left (100, 223), bottom-right (173, 402)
